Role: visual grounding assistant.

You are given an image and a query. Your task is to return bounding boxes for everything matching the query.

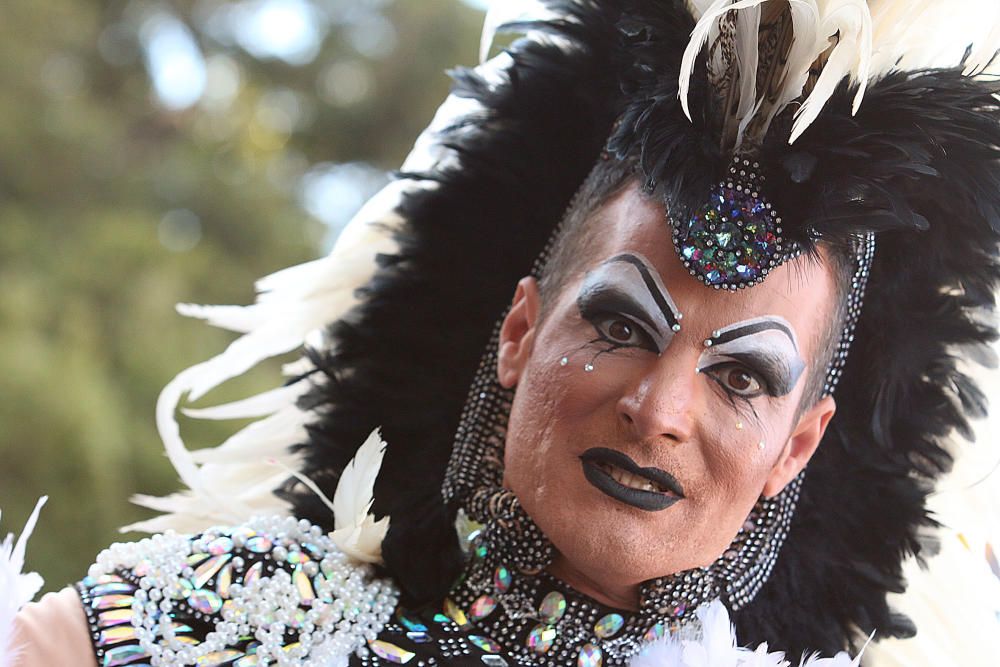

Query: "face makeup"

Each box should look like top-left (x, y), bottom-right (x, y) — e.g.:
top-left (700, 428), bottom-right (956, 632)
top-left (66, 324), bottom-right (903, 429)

top-left (579, 447), bottom-right (685, 511)
top-left (698, 316), bottom-right (806, 399)
top-left (575, 252), bottom-right (683, 354)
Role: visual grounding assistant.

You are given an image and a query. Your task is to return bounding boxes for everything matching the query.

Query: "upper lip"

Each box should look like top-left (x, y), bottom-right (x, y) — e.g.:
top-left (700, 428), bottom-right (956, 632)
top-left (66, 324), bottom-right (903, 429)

top-left (579, 447), bottom-right (685, 497)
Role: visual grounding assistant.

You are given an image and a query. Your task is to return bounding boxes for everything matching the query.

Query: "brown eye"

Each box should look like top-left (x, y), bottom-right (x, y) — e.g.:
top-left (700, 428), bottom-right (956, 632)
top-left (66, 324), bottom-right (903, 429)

top-left (724, 367), bottom-right (761, 396)
top-left (607, 319), bottom-right (633, 342)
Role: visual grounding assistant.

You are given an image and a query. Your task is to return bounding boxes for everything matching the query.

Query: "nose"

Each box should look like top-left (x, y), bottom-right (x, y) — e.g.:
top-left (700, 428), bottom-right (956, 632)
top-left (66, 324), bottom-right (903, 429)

top-left (616, 352), bottom-right (698, 444)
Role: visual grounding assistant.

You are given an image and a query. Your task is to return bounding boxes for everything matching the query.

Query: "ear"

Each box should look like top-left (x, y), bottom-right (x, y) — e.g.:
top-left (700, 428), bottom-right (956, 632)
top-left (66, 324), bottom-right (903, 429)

top-left (762, 395), bottom-right (836, 498)
top-left (497, 276), bottom-right (542, 389)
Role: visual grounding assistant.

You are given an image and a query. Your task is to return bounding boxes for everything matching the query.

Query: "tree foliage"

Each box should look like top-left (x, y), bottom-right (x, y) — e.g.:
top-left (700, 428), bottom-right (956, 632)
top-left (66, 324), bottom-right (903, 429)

top-left (0, 0), bottom-right (482, 591)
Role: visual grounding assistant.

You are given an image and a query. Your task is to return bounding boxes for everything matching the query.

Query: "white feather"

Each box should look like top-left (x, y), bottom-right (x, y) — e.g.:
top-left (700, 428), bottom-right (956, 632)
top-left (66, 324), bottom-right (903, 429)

top-left (479, 0), bottom-right (553, 64)
top-left (788, 0), bottom-right (872, 143)
top-left (680, 0), bottom-right (771, 122)
top-left (0, 497), bottom-right (46, 667)
top-left (630, 598), bottom-right (868, 667)
top-left (181, 383), bottom-right (307, 421)
top-left (682, 0), bottom-right (1000, 146)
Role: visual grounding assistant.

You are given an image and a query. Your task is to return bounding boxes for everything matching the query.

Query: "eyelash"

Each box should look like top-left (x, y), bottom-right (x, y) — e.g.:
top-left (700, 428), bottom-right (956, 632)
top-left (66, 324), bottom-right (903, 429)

top-left (586, 312), bottom-right (658, 354)
top-left (699, 362), bottom-right (769, 396)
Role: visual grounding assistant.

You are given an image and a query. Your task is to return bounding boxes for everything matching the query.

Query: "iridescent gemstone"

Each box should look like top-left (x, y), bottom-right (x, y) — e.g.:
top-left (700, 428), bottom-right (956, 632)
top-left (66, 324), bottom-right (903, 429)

top-left (538, 592), bottom-right (566, 623)
top-left (643, 622), bottom-right (667, 642)
top-left (196, 650), bottom-right (244, 666)
top-left (294, 565), bottom-right (315, 601)
top-left (98, 625), bottom-right (137, 646)
top-left (468, 634), bottom-right (502, 653)
top-left (97, 609), bottom-right (134, 628)
top-left (245, 536), bottom-right (273, 553)
top-left (193, 554), bottom-right (231, 589)
top-left (368, 639), bottom-right (415, 664)
top-left (407, 631), bottom-right (432, 644)
top-left (397, 613), bottom-right (428, 632)
top-left (481, 657), bottom-right (509, 666)
top-left (475, 542), bottom-right (488, 559)
top-left (234, 657), bottom-right (259, 667)
top-left (594, 613), bottom-right (624, 638)
top-left (493, 565), bottom-right (511, 593)
top-left (286, 550), bottom-right (309, 565)
top-left (166, 579), bottom-right (194, 600)
top-left (526, 624), bottom-right (557, 654)
top-left (90, 583), bottom-right (135, 596)
top-left (577, 643), bottom-right (603, 667)
top-left (432, 613), bottom-right (451, 625)
top-left (91, 595), bottom-right (134, 610)
top-left (188, 589), bottom-right (224, 615)
top-left (103, 644), bottom-right (148, 667)
top-left (444, 598), bottom-right (471, 628)
top-left (243, 562), bottom-right (263, 586)
top-left (673, 603), bottom-right (687, 617)
top-left (187, 553), bottom-right (209, 567)
top-left (469, 594), bottom-right (497, 620)
top-left (216, 563), bottom-right (233, 598)
top-left (715, 222), bottom-right (739, 249)
top-left (206, 536), bottom-right (234, 555)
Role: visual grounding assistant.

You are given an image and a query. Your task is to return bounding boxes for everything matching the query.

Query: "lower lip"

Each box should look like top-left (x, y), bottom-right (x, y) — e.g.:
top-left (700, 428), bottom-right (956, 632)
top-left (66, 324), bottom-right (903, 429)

top-left (581, 461), bottom-right (681, 512)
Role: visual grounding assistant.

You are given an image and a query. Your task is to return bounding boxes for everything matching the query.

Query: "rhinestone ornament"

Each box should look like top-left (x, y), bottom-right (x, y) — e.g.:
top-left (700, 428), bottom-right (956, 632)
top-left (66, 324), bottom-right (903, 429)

top-left (672, 157), bottom-right (792, 290)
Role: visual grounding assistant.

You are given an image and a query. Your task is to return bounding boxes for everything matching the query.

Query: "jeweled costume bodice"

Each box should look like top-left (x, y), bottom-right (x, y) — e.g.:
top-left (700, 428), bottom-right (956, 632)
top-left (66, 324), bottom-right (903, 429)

top-left (78, 516), bottom-right (668, 666)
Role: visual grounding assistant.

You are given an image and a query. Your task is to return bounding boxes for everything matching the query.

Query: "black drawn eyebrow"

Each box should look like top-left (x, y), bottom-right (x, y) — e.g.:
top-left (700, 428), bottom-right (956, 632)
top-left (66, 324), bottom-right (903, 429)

top-left (712, 319), bottom-right (798, 348)
top-left (606, 253), bottom-right (680, 329)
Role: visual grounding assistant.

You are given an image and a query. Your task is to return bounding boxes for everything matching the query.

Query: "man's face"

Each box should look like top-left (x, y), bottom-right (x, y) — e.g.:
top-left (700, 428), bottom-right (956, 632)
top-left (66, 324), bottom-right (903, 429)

top-left (497, 182), bottom-right (836, 596)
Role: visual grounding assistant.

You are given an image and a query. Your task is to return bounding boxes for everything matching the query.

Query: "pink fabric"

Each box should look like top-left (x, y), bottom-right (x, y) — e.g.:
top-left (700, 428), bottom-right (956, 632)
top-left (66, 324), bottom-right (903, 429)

top-left (11, 588), bottom-right (96, 667)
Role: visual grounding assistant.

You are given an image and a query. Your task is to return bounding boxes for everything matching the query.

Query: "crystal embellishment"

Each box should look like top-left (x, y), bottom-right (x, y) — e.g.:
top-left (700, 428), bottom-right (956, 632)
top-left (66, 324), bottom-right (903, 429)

top-left (526, 624), bottom-right (557, 654)
top-left (594, 613), bottom-right (624, 639)
top-left (672, 157), bottom-right (789, 290)
top-left (368, 639), bottom-right (416, 664)
top-left (470, 594), bottom-right (497, 620)
top-left (578, 643), bottom-right (603, 667)
top-left (538, 591), bottom-right (566, 623)
top-left (469, 634), bottom-right (502, 653)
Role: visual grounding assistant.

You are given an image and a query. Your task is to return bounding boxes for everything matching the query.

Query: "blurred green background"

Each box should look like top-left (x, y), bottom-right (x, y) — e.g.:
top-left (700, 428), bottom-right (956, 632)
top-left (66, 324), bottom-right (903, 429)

top-left (1, 0), bottom-right (486, 592)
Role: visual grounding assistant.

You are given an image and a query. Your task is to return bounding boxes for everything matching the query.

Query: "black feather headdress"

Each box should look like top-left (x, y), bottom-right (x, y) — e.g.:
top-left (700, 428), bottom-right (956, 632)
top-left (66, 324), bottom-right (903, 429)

top-left (137, 0), bottom-right (1000, 658)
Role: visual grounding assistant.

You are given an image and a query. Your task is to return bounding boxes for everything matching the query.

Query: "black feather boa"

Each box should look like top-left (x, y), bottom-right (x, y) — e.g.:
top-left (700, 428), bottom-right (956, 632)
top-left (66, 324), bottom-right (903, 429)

top-left (278, 0), bottom-right (1000, 656)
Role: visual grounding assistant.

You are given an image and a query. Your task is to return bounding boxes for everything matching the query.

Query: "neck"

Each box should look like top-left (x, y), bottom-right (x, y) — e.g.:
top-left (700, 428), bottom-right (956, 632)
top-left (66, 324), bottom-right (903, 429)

top-left (547, 553), bottom-right (640, 611)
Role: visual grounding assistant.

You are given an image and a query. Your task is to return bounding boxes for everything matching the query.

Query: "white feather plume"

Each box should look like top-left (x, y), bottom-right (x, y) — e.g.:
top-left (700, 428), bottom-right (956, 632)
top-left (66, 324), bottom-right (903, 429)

top-left (0, 497), bottom-right (46, 667)
top-left (682, 0), bottom-right (1000, 147)
top-left (630, 598), bottom-right (869, 667)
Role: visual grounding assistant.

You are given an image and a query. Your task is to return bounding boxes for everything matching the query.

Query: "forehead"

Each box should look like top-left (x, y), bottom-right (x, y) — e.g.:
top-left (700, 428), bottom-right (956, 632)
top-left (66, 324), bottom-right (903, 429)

top-left (575, 182), bottom-right (835, 356)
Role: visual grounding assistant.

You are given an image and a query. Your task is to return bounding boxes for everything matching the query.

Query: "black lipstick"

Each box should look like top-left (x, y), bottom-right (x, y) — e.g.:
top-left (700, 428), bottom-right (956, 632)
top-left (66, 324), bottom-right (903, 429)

top-left (579, 447), bottom-right (684, 512)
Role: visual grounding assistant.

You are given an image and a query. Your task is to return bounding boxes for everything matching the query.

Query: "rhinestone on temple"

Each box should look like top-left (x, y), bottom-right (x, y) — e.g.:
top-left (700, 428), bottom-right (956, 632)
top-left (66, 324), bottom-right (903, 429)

top-left (672, 156), bottom-right (795, 290)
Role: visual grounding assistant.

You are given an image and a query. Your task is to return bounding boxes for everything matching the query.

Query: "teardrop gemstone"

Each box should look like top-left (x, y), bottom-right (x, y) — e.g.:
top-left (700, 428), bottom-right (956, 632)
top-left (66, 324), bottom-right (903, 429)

top-left (243, 562), bottom-right (263, 586)
top-left (526, 624), bottom-right (557, 654)
top-left (444, 598), bottom-right (471, 629)
top-left (294, 566), bottom-right (315, 601)
top-left (368, 639), bottom-right (415, 664)
top-left (468, 634), bottom-right (502, 653)
top-left (469, 594), bottom-right (497, 620)
top-left (594, 613), bottom-right (624, 639)
top-left (193, 554), bottom-right (231, 589)
top-left (538, 592), bottom-right (566, 623)
top-left (493, 565), bottom-right (512, 593)
top-left (577, 643), bottom-right (603, 667)
top-left (188, 589), bottom-right (224, 615)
